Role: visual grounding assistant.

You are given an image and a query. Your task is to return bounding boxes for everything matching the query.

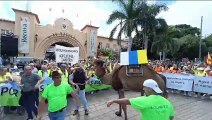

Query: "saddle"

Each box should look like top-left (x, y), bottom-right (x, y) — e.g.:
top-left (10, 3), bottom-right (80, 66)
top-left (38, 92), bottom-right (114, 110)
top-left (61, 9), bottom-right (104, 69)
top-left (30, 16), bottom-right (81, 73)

top-left (126, 65), bottom-right (143, 76)
top-left (111, 63), bottom-right (144, 77)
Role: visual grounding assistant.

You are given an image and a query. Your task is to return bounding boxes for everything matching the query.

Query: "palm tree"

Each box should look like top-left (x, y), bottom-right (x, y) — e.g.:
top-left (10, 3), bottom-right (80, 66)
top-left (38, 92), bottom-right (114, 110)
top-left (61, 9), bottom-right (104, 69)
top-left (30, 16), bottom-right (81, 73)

top-left (107, 0), bottom-right (168, 52)
top-left (107, 0), bottom-right (141, 51)
top-left (136, 2), bottom-right (168, 50)
top-left (151, 28), bottom-right (180, 60)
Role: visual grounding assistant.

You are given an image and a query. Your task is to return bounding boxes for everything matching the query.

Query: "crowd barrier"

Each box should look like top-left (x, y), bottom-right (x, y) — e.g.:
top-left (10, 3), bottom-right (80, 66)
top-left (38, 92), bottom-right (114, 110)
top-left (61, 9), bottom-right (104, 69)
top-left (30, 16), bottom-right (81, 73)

top-left (160, 73), bottom-right (212, 94)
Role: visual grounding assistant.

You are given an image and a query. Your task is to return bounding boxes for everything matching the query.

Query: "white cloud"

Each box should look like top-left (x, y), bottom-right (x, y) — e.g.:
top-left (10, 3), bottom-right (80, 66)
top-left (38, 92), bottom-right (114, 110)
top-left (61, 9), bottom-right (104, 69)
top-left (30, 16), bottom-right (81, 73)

top-left (3, 1), bottom-right (211, 39)
top-left (147, 0), bottom-right (157, 5)
top-left (0, 1), bottom-right (112, 36)
top-left (29, 1), bottom-right (111, 33)
top-left (159, 1), bottom-right (212, 37)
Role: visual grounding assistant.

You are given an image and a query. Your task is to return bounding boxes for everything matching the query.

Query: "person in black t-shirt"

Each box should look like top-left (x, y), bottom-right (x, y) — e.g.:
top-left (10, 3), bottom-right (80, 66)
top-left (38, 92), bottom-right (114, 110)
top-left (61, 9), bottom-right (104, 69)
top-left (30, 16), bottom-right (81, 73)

top-left (69, 67), bottom-right (89, 116)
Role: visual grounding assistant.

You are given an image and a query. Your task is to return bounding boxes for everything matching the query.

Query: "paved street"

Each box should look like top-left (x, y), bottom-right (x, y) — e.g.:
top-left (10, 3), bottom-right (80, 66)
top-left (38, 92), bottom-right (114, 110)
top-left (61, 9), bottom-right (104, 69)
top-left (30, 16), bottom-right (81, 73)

top-left (3, 89), bottom-right (212, 120)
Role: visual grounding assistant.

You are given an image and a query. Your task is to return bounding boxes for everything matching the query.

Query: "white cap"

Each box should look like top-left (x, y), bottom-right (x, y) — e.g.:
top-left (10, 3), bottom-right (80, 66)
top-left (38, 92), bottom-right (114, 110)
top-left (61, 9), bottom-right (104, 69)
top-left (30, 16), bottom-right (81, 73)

top-left (29, 63), bottom-right (34, 66)
top-left (44, 60), bottom-right (48, 63)
top-left (197, 67), bottom-right (204, 71)
top-left (205, 67), bottom-right (211, 72)
top-left (143, 79), bottom-right (162, 93)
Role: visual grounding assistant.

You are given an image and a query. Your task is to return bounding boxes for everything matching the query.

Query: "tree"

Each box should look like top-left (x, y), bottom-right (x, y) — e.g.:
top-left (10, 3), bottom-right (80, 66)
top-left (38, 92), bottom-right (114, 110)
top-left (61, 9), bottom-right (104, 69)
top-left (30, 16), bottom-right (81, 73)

top-left (97, 49), bottom-right (117, 60)
top-left (136, 2), bottom-right (168, 51)
top-left (151, 27), bottom-right (180, 60)
top-left (107, 0), bottom-right (142, 51)
top-left (174, 34), bottom-right (208, 60)
top-left (203, 34), bottom-right (212, 52)
top-left (174, 24), bottom-right (200, 38)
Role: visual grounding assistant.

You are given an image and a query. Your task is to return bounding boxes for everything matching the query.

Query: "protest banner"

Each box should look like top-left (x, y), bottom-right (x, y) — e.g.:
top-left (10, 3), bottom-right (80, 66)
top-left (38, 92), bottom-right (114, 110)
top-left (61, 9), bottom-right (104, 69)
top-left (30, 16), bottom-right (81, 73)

top-left (55, 45), bottom-right (79, 64)
top-left (39, 77), bottom-right (53, 92)
top-left (161, 73), bottom-right (194, 91)
top-left (0, 82), bottom-right (21, 106)
top-left (193, 76), bottom-right (212, 94)
top-left (0, 77), bottom-right (112, 106)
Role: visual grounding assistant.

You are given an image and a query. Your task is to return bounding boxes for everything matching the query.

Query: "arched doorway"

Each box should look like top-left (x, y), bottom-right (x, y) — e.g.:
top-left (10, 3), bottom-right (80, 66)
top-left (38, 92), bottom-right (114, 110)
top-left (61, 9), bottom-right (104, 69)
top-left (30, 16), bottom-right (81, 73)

top-left (35, 34), bottom-right (86, 60)
top-left (45, 42), bottom-right (73, 60)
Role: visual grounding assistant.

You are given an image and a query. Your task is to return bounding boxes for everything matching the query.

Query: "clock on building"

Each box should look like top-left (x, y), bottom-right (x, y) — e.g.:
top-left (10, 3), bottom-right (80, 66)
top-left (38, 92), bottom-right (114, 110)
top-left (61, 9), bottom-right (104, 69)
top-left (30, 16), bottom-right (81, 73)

top-left (62, 23), bottom-right (67, 31)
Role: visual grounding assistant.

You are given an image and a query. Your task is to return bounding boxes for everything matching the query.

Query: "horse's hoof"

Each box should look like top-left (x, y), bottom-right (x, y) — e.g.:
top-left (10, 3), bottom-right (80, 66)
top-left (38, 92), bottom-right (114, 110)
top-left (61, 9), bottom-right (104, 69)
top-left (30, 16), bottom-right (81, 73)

top-left (115, 111), bottom-right (121, 116)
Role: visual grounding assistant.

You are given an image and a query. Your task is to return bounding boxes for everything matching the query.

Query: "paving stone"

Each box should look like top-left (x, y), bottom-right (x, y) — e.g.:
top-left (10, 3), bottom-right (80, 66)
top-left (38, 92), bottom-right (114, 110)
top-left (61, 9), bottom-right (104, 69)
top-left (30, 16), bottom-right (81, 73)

top-left (2, 89), bottom-right (212, 120)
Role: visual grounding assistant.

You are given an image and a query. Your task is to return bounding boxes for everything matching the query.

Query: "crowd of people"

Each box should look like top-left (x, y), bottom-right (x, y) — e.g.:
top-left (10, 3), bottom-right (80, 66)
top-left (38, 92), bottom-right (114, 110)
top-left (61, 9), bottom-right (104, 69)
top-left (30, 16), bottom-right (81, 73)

top-left (0, 58), bottom-right (211, 120)
top-left (149, 60), bottom-right (212, 98)
top-left (150, 60), bottom-right (212, 76)
top-left (0, 59), bottom-right (102, 120)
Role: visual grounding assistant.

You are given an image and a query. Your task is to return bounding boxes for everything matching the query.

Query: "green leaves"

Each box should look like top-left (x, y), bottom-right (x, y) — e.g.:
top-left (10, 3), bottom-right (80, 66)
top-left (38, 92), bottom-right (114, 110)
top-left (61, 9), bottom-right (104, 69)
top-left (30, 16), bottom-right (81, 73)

top-left (106, 11), bottom-right (127, 25)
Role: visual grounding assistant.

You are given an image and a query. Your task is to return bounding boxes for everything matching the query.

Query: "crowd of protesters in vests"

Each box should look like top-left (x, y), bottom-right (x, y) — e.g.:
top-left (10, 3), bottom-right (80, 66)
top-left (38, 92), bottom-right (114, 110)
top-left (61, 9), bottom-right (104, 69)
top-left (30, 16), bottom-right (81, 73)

top-left (0, 57), bottom-right (211, 119)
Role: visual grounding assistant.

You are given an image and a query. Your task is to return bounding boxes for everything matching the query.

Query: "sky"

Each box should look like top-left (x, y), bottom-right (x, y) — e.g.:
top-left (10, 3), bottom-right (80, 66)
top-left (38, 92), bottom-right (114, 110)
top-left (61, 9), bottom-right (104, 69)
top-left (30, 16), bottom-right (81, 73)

top-left (0, 1), bottom-right (211, 38)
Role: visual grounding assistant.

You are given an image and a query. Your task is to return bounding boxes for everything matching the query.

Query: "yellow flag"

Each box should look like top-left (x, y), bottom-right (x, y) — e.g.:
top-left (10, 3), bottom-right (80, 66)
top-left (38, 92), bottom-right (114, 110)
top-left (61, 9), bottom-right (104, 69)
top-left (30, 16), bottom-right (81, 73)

top-left (137, 50), bottom-right (148, 64)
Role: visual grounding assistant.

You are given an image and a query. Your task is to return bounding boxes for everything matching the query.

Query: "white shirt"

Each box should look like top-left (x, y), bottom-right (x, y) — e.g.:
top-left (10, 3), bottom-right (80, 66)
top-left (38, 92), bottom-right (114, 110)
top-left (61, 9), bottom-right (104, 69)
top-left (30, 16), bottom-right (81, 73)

top-left (32, 67), bottom-right (38, 74)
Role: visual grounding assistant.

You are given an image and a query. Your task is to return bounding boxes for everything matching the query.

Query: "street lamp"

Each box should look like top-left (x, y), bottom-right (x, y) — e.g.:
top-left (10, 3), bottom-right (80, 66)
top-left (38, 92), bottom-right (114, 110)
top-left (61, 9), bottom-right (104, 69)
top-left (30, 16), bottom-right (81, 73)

top-left (199, 16), bottom-right (203, 60)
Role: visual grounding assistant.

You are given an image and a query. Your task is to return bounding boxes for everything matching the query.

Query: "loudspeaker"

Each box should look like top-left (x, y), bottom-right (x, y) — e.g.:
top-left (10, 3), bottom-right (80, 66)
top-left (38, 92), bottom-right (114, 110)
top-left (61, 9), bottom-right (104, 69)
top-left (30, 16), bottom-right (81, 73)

top-left (1, 35), bottom-right (18, 56)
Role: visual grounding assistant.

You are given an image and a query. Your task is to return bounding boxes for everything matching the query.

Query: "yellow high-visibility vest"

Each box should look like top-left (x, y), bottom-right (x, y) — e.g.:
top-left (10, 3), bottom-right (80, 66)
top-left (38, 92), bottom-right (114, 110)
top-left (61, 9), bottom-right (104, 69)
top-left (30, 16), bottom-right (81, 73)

top-left (5, 72), bottom-right (11, 80)
top-left (61, 70), bottom-right (69, 83)
top-left (196, 71), bottom-right (206, 76)
top-left (38, 70), bottom-right (50, 77)
top-left (0, 75), bottom-right (6, 82)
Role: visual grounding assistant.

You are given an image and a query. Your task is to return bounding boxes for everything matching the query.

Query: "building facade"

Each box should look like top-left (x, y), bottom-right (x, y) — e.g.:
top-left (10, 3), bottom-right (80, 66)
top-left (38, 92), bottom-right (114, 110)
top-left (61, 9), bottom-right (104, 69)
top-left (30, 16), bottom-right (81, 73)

top-left (0, 8), bottom-right (127, 60)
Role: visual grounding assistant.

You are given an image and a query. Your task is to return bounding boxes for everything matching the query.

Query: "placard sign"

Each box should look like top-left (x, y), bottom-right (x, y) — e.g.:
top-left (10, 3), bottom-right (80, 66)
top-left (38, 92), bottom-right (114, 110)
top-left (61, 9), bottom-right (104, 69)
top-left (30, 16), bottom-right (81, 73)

top-left (161, 73), bottom-right (194, 91)
top-left (55, 45), bottom-right (79, 64)
top-left (193, 76), bottom-right (212, 94)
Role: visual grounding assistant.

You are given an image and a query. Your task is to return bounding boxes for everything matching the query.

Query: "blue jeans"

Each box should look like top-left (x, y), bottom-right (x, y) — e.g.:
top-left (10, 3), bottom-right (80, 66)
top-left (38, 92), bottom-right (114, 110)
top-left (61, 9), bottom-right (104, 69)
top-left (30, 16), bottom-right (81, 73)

top-left (48, 111), bottom-right (65, 120)
top-left (21, 91), bottom-right (38, 119)
top-left (75, 89), bottom-right (88, 110)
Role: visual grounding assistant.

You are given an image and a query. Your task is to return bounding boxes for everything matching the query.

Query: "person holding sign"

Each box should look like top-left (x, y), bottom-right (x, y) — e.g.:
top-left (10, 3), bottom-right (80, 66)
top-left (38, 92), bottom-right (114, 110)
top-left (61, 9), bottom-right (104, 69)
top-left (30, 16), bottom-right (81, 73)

top-left (107, 79), bottom-right (175, 120)
top-left (0, 67), bottom-right (14, 115)
top-left (0, 67), bottom-right (12, 83)
top-left (37, 71), bottom-right (80, 120)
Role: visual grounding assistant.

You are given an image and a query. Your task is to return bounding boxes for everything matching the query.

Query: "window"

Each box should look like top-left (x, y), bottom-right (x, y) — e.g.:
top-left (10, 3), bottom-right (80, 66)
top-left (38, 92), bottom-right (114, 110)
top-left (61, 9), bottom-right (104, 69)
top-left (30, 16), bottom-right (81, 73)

top-left (1, 29), bottom-right (10, 34)
top-left (98, 42), bottom-right (103, 49)
top-left (113, 44), bottom-right (118, 51)
top-left (1, 29), bottom-right (6, 34)
top-left (106, 43), bottom-right (110, 49)
top-left (6, 30), bottom-right (9, 34)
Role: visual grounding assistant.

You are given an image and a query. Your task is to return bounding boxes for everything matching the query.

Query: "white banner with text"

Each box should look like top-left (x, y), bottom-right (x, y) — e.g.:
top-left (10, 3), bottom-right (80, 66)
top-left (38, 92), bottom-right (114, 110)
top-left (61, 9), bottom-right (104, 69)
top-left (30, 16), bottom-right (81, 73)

top-left (55, 45), bottom-right (79, 64)
top-left (19, 17), bottom-right (30, 53)
top-left (193, 76), bottom-right (212, 94)
top-left (161, 73), bottom-right (194, 91)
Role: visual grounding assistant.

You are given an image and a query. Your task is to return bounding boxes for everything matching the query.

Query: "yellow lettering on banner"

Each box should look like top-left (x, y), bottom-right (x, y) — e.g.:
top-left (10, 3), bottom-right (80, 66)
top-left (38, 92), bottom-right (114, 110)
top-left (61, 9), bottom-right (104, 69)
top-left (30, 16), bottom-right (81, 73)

top-left (137, 50), bottom-right (148, 64)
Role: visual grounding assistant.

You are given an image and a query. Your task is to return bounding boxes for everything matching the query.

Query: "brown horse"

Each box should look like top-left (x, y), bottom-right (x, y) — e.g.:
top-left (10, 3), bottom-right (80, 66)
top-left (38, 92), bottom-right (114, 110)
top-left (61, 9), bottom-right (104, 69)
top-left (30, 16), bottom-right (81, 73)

top-left (94, 60), bottom-right (167, 120)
